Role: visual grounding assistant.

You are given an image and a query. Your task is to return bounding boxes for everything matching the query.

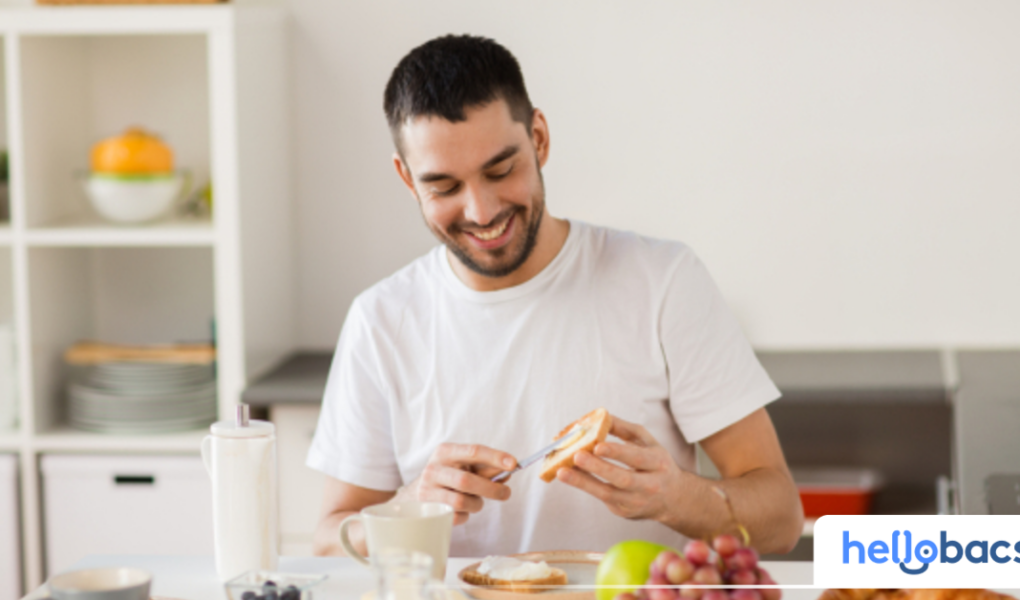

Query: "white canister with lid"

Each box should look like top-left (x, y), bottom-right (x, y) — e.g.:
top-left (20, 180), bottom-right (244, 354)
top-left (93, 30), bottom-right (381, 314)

top-left (201, 405), bottom-right (279, 581)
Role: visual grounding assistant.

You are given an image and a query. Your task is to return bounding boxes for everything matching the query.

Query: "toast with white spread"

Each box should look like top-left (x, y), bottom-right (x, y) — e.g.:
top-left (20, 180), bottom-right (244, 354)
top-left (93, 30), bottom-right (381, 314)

top-left (539, 408), bottom-right (611, 483)
top-left (461, 556), bottom-right (568, 593)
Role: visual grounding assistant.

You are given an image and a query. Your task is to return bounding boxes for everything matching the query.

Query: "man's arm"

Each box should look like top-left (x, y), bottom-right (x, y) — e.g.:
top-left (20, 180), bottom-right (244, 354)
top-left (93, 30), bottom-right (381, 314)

top-left (313, 442), bottom-right (518, 556)
top-left (313, 478), bottom-right (395, 557)
top-left (559, 408), bottom-right (803, 554)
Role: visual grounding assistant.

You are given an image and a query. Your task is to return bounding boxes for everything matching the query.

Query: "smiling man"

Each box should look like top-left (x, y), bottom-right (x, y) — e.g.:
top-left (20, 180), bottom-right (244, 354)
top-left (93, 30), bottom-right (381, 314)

top-left (308, 35), bottom-right (803, 558)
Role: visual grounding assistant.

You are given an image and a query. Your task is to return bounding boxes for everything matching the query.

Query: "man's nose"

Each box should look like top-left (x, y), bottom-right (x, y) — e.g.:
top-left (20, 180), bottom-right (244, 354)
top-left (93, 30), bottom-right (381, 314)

top-left (462, 182), bottom-right (502, 226)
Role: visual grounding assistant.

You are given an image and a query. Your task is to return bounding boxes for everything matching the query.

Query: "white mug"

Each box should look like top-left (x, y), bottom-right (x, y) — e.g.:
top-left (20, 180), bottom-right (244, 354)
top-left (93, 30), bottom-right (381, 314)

top-left (339, 501), bottom-right (454, 579)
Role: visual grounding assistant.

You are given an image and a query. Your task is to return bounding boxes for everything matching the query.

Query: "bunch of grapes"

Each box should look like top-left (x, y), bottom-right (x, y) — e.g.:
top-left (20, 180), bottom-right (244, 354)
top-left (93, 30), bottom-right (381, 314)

top-left (612, 534), bottom-right (780, 600)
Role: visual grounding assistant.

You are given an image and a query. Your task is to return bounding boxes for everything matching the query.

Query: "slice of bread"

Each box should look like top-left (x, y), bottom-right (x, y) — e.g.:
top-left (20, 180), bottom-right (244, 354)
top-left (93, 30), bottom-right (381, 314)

top-left (461, 565), bottom-right (568, 593)
top-left (539, 407), bottom-right (611, 483)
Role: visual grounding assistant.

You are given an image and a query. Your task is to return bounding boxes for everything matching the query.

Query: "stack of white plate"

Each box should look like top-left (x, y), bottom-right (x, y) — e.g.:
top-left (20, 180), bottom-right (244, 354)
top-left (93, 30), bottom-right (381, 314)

top-left (67, 362), bottom-right (216, 434)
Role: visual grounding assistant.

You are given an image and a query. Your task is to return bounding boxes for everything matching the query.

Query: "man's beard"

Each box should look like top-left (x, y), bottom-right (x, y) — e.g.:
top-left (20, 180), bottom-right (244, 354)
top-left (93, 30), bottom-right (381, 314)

top-left (427, 187), bottom-right (546, 279)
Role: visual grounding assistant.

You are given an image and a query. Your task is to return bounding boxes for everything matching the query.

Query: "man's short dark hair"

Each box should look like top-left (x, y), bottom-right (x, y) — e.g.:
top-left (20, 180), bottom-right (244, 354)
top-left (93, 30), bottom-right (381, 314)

top-left (384, 34), bottom-right (534, 151)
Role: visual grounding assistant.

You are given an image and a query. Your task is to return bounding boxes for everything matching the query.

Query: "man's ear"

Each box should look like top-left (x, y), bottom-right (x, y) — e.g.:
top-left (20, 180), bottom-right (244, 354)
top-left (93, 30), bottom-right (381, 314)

top-left (530, 108), bottom-right (551, 168)
top-left (392, 153), bottom-right (418, 199)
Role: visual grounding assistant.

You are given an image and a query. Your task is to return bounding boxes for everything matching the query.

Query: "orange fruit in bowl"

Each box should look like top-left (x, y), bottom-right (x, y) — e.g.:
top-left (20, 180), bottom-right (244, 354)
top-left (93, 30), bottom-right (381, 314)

top-left (90, 127), bottom-right (174, 176)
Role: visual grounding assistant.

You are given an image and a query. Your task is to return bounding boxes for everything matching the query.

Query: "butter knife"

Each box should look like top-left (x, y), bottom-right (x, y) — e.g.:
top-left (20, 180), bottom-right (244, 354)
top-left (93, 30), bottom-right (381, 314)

top-left (490, 424), bottom-right (582, 483)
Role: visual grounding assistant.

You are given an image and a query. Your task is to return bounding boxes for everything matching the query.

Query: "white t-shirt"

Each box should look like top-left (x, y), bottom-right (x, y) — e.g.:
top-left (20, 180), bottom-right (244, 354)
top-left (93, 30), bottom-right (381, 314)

top-left (307, 220), bottom-right (780, 556)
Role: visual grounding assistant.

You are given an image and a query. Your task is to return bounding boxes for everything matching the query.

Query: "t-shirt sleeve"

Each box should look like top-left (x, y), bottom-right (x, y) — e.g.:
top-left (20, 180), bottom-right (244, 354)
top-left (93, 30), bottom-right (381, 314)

top-left (306, 298), bottom-right (403, 491)
top-left (660, 250), bottom-right (780, 443)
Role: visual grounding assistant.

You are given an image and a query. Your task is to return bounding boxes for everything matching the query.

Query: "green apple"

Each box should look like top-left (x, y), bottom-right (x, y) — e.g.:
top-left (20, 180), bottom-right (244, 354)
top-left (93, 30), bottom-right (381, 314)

top-left (596, 540), bottom-right (675, 600)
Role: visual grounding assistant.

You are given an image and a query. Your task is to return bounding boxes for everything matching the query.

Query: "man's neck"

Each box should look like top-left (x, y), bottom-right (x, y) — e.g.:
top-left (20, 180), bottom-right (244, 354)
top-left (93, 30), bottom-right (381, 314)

top-left (448, 213), bottom-right (570, 292)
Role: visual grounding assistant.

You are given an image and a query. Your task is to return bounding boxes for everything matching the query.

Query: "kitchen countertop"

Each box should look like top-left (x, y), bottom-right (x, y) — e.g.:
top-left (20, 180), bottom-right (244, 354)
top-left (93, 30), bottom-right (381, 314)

top-left (756, 350), bottom-right (949, 403)
top-left (242, 352), bottom-right (332, 406)
top-left (25, 556), bottom-right (816, 600)
top-left (243, 350), bottom-right (956, 406)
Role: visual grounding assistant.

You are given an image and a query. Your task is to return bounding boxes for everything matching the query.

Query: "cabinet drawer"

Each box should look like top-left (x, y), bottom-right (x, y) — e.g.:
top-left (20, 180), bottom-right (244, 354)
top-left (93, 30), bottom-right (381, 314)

top-left (271, 405), bottom-right (325, 536)
top-left (0, 454), bottom-right (21, 600)
top-left (41, 454), bottom-right (213, 576)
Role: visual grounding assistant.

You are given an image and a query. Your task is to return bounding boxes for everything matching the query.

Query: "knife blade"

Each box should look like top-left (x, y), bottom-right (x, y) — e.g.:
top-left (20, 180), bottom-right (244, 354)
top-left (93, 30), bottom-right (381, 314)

top-left (490, 424), bottom-right (582, 483)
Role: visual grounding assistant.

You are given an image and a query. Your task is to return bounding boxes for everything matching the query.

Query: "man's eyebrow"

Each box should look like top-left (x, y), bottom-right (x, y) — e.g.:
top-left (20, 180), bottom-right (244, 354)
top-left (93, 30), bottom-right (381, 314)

top-left (416, 145), bottom-right (520, 184)
top-left (481, 145), bottom-right (519, 170)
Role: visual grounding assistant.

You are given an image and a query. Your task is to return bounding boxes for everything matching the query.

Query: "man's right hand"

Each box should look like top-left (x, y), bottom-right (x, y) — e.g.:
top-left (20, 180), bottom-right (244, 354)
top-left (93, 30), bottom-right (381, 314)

top-left (394, 443), bottom-right (517, 525)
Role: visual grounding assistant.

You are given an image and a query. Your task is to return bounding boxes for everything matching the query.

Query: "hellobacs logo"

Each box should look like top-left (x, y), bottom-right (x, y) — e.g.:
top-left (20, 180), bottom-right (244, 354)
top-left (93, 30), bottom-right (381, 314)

top-left (813, 515), bottom-right (1020, 588)
top-left (842, 529), bottom-right (1020, 574)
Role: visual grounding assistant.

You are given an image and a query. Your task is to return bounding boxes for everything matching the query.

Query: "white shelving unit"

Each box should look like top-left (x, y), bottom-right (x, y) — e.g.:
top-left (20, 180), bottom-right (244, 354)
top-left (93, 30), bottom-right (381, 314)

top-left (0, 5), bottom-right (294, 592)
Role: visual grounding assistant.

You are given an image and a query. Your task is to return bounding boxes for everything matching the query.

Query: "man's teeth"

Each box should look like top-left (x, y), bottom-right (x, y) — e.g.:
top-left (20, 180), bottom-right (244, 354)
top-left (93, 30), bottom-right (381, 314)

top-left (472, 218), bottom-right (510, 241)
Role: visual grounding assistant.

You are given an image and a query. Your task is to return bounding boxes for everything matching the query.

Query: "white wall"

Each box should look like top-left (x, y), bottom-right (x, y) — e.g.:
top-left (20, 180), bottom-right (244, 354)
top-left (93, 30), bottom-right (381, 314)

top-left (289, 0), bottom-right (1020, 350)
top-left (0, 1), bottom-right (1014, 350)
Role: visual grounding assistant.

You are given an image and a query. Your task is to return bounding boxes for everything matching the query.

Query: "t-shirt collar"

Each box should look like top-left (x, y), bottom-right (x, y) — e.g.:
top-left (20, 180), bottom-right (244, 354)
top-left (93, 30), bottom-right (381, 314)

top-left (438, 218), bottom-right (582, 304)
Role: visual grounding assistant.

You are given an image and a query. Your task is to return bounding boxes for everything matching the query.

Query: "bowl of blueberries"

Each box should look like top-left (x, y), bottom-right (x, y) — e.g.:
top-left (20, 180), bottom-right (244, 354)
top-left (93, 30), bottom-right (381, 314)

top-left (224, 571), bottom-right (328, 600)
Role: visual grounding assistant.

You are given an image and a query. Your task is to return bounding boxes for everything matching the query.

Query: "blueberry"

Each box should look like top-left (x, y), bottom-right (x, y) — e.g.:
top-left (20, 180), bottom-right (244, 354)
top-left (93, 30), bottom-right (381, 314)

top-left (264, 582), bottom-right (278, 591)
top-left (281, 587), bottom-right (300, 600)
top-left (242, 592), bottom-right (257, 600)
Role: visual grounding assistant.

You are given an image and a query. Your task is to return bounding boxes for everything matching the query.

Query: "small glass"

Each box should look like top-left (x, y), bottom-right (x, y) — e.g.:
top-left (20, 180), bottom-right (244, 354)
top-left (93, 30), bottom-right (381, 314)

top-left (373, 548), bottom-right (446, 600)
top-left (224, 570), bottom-right (328, 600)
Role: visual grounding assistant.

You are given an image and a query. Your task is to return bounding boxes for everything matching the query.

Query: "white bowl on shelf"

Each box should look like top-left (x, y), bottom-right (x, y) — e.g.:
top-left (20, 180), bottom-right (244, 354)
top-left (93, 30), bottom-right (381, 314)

top-left (83, 172), bottom-right (187, 224)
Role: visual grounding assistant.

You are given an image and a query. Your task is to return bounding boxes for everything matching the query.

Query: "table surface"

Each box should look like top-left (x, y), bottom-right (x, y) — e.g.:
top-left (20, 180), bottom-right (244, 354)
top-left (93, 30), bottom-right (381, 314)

top-left (25, 556), bottom-right (816, 600)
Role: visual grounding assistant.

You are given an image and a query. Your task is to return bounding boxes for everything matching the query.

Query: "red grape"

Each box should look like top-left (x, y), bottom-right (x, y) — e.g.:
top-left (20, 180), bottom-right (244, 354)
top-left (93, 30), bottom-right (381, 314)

top-left (615, 594), bottom-right (638, 600)
top-left (730, 591), bottom-right (762, 600)
top-left (666, 557), bottom-right (695, 584)
top-left (656, 551), bottom-right (681, 571)
top-left (701, 592), bottom-right (729, 600)
top-left (649, 572), bottom-right (670, 586)
top-left (692, 566), bottom-right (722, 586)
top-left (650, 589), bottom-right (677, 600)
top-left (760, 589), bottom-right (781, 600)
top-left (712, 534), bottom-right (741, 558)
top-left (725, 548), bottom-right (758, 572)
top-left (650, 562), bottom-right (666, 581)
top-left (678, 585), bottom-right (703, 599)
top-left (683, 540), bottom-right (711, 566)
top-left (728, 569), bottom-right (757, 586)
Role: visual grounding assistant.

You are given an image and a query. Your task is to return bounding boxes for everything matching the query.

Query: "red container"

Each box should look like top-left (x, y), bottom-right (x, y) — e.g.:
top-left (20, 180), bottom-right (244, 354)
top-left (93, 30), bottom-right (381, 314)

top-left (793, 468), bottom-right (883, 518)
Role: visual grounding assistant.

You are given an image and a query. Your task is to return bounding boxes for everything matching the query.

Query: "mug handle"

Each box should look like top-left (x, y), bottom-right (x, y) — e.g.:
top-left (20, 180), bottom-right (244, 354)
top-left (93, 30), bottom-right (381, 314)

top-left (339, 514), bottom-right (370, 566)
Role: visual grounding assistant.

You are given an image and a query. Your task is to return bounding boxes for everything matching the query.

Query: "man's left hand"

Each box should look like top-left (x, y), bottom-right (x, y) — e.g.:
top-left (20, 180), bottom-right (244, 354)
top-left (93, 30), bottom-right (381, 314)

top-left (556, 415), bottom-right (683, 522)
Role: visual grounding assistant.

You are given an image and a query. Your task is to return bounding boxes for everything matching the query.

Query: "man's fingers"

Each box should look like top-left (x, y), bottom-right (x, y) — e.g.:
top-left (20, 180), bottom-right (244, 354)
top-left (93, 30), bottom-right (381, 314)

top-left (556, 466), bottom-right (620, 504)
top-left (593, 441), bottom-right (662, 472)
top-left (436, 442), bottom-right (517, 472)
top-left (431, 464), bottom-right (511, 501)
top-left (422, 486), bottom-right (485, 514)
top-left (574, 450), bottom-right (640, 490)
top-left (608, 415), bottom-right (658, 447)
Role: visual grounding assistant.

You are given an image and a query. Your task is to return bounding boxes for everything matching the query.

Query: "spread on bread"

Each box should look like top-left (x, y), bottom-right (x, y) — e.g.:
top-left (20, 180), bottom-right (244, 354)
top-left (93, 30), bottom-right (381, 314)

top-left (539, 407), bottom-right (612, 483)
top-left (477, 556), bottom-right (555, 581)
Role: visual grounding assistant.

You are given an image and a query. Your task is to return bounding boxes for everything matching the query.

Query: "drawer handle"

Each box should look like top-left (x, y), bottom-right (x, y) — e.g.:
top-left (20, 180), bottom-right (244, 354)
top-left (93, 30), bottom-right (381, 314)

top-left (114, 475), bottom-right (155, 485)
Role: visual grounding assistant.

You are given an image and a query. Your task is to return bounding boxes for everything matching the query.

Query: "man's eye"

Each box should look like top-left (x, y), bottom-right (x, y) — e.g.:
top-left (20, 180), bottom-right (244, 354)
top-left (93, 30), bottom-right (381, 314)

top-left (488, 165), bottom-right (514, 180)
top-left (433, 184), bottom-right (460, 197)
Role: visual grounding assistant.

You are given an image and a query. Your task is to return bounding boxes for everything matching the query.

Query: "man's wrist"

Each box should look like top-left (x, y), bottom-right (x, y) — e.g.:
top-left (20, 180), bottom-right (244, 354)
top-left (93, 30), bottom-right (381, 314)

top-left (654, 468), bottom-right (693, 531)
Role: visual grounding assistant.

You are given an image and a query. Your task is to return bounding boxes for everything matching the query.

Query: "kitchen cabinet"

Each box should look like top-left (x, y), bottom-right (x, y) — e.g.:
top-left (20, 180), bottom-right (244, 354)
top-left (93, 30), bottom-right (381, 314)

top-left (954, 350), bottom-right (1020, 515)
top-left (271, 404), bottom-right (325, 557)
top-left (0, 454), bottom-right (20, 600)
top-left (0, 4), bottom-right (295, 590)
top-left (244, 354), bottom-right (333, 557)
top-left (40, 454), bottom-right (213, 576)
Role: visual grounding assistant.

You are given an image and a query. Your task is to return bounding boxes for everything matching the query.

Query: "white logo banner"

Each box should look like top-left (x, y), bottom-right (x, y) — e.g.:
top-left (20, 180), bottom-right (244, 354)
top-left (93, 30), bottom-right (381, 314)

top-left (814, 515), bottom-right (1020, 588)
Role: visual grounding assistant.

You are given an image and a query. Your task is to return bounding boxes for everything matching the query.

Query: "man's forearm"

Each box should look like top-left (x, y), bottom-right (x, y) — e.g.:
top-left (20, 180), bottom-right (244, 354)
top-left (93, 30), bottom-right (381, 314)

top-left (312, 510), bottom-right (364, 557)
top-left (658, 467), bottom-right (803, 555)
